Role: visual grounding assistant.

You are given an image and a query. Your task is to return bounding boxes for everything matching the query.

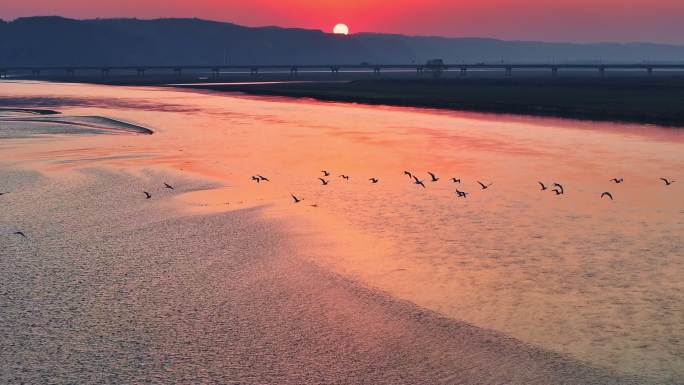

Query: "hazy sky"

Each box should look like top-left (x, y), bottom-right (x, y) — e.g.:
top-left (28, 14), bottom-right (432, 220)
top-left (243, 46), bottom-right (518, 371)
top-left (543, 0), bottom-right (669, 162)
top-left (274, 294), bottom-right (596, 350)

top-left (3, 0), bottom-right (684, 44)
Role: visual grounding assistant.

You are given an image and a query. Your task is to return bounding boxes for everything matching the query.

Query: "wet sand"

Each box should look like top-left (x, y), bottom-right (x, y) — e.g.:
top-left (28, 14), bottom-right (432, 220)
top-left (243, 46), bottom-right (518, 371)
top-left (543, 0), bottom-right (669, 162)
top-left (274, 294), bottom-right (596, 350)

top-left (1, 167), bottom-right (647, 384)
top-left (0, 108), bottom-right (153, 138)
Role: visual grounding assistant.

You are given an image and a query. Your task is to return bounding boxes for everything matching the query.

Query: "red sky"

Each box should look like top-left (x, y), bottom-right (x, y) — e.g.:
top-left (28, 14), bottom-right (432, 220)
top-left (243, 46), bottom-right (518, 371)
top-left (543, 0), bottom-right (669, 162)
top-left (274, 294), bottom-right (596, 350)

top-left (3, 0), bottom-right (684, 44)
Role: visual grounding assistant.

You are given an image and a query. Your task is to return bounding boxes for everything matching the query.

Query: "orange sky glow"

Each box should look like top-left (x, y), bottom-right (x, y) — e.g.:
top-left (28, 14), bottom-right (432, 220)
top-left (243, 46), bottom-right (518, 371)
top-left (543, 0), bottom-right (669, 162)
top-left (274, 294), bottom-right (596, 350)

top-left (2, 0), bottom-right (684, 43)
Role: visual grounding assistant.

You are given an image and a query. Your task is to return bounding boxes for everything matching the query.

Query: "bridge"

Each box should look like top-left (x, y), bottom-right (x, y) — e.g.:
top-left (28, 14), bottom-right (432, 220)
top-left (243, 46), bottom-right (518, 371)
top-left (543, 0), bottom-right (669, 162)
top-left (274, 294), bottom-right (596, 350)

top-left (1, 63), bottom-right (684, 78)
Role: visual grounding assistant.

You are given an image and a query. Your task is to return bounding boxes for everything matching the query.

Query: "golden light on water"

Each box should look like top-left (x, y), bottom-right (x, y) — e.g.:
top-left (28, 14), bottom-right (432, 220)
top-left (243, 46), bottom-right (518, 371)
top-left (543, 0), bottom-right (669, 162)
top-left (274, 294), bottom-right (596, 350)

top-left (3, 81), bottom-right (684, 382)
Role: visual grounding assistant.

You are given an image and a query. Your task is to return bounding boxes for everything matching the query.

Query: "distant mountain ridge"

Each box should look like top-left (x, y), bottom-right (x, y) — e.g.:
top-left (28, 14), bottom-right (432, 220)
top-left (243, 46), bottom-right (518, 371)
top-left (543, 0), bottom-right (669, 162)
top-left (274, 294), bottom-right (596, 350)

top-left (1, 16), bottom-right (683, 66)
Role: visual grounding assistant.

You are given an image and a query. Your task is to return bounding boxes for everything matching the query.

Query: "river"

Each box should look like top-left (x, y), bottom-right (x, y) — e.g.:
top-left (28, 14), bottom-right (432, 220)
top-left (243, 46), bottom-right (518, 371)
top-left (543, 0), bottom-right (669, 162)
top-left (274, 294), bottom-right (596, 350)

top-left (1, 80), bottom-right (682, 383)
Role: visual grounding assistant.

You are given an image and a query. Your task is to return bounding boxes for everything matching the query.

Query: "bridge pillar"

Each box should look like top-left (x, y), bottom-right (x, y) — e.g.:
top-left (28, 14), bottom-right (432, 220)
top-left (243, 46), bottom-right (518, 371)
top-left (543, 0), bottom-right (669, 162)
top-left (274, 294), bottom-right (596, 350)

top-left (647, 67), bottom-right (653, 76)
top-left (66, 68), bottom-right (75, 77)
top-left (136, 68), bottom-right (146, 77)
top-left (551, 67), bottom-right (558, 77)
top-left (101, 68), bottom-right (110, 77)
top-left (250, 67), bottom-right (259, 76)
top-left (416, 67), bottom-right (424, 76)
top-left (330, 67), bottom-right (339, 75)
top-left (174, 68), bottom-right (182, 77)
top-left (460, 67), bottom-right (467, 76)
top-left (505, 67), bottom-right (512, 76)
top-left (598, 67), bottom-right (605, 77)
top-left (32, 69), bottom-right (41, 77)
top-left (211, 68), bottom-right (220, 78)
top-left (290, 67), bottom-right (298, 76)
top-left (373, 67), bottom-right (381, 76)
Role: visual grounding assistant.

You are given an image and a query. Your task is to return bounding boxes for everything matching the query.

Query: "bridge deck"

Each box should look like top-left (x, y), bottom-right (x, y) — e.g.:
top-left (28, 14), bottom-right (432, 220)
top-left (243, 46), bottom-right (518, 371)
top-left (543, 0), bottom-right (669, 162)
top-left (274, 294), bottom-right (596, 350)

top-left (2, 63), bottom-right (684, 71)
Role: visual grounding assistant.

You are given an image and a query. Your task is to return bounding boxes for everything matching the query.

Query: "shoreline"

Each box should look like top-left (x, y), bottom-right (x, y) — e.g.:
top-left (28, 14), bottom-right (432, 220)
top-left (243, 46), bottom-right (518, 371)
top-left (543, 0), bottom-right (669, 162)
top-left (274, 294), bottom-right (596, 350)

top-left (5, 74), bottom-right (684, 127)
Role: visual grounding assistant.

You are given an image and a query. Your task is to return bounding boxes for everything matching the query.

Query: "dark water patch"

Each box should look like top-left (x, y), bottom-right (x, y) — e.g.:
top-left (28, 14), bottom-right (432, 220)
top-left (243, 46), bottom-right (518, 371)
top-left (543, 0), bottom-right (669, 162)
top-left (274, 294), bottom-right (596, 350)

top-left (0, 107), bottom-right (61, 115)
top-left (187, 77), bottom-right (684, 128)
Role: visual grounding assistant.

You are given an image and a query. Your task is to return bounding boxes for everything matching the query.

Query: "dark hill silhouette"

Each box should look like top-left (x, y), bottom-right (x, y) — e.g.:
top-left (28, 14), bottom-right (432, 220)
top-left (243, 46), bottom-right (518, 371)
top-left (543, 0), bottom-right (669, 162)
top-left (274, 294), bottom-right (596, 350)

top-left (1, 16), bottom-right (683, 66)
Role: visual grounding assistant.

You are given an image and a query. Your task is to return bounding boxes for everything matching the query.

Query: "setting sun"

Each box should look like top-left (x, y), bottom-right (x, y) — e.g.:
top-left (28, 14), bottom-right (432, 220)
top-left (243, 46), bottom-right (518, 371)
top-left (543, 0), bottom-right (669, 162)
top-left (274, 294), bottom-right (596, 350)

top-left (333, 23), bottom-right (349, 35)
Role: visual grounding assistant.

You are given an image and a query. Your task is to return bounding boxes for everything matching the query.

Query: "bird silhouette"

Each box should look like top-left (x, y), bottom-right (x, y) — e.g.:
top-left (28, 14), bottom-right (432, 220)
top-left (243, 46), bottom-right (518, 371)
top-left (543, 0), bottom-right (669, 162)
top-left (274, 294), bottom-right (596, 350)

top-left (413, 176), bottom-right (426, 188)
top-left (164, 183), bottom-right (174, 190)
top-left (339, 175), bottom-right (349, 180)
top-left (144, 191), bottom-right (152, 199)
top-left (257, 175), bottom-right (270, 182)
top-left (0, 192), bottom-right (8, 196)
top-left (660, 178), bottom-right (675, 186)
top-left (553, 183), bottom-right (564, 194)
top-left (13, 231), bottom-right (26, 238)
top-left (291, 194), bottom-right (302, 203)
top-left (451, 178), bottom-right (461, 184)
top-left (318, 178), bottom-right (329, 185)
top-left (552, 189), bottom-right (563, 195)
top-left (455, 189), bottom-right (469, 198)
top-left (477, 181), bottom-right (492, 190)
top-left (321, 170), bottom-right (330, 177)
top-left (369, 178), bottom-right (379, 184)
top-left (428, 172), bottom-right (439, 182)
top-left (251, 176), bottom-right (260, 183)
top-left (601, 192), bottom-right (613, 200)
top-left (610, 178), bottom-right (624, 184)
top-left (538, 181), bottom-right (548, 191)
top-left (404, 171), bottom-right (413, 179)
top-left (310, 204), bottom-right (319, 208)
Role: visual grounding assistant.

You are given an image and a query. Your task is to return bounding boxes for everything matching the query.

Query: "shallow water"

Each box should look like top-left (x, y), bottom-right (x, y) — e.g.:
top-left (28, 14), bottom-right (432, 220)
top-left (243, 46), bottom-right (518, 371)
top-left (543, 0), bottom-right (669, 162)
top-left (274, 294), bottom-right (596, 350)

top-left (1, 81), bottom-right (683, 383)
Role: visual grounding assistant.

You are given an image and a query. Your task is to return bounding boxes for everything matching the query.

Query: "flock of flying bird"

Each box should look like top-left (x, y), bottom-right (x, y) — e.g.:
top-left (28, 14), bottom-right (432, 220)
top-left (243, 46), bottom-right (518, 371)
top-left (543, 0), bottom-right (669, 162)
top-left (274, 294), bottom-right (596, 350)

top-left (284, 170), bottom-right (492, 204)
top-left (5, 172), bottom-right (677, 238)
top-left (288, 171), bottom-right (676, 204)
top-left (272, 170), bottom-right (674, 205)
